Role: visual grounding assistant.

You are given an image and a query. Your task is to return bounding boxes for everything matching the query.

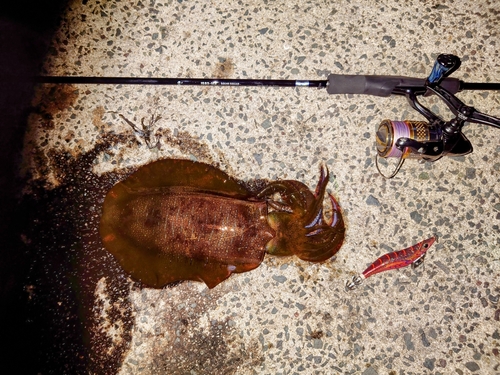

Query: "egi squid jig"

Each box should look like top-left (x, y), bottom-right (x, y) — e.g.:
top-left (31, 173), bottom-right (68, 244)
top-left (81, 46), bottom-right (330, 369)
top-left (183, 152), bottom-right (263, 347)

top-left (345, 236), bottom-right (437, 291)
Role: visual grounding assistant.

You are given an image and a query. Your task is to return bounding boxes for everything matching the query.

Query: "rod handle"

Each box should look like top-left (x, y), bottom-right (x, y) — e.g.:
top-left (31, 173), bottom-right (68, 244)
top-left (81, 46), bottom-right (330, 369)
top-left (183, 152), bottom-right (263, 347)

top-left (326, 74), bottom-right (461, 97)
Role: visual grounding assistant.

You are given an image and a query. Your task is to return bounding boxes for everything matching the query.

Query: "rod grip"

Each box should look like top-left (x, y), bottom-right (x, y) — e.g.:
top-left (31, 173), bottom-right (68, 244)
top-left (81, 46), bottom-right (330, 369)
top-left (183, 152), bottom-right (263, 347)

top-left (326, 74), bottom-right (461, 96)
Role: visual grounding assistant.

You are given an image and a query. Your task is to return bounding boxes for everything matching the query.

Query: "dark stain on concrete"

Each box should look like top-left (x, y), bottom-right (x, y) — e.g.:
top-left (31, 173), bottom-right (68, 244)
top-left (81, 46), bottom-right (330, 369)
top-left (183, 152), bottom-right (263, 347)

top-left (20, 135), bottom-right (135, 374)
top-left (214, 57), bottom-right (235, 79)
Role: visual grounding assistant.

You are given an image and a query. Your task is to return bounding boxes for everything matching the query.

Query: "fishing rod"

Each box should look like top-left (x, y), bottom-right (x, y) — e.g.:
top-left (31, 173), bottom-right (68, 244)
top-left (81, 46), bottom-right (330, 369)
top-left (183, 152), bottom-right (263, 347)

top-left (34, 62), bottom-right (500, 94)
top-left (36, 54), bottom-right (500, 178)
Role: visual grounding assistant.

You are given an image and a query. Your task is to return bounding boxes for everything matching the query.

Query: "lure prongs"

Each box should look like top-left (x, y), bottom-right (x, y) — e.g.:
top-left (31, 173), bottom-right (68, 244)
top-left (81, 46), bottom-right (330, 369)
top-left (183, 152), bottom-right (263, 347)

top-left (345, 274), bottom-right (364, 291)
top-left (345, 236), bottom-right (437, 291)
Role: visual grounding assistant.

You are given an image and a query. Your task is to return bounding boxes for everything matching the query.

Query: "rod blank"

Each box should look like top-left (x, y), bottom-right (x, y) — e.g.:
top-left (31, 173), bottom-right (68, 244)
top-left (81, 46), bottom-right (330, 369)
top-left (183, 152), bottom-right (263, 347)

top-left (35, 76), bottom-right (328, 88)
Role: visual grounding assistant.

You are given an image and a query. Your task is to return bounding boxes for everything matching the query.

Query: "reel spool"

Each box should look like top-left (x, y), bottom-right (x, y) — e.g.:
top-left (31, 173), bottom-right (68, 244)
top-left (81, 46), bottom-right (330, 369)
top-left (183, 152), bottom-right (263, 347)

top-left (375, 119), bottom-right (444, 178)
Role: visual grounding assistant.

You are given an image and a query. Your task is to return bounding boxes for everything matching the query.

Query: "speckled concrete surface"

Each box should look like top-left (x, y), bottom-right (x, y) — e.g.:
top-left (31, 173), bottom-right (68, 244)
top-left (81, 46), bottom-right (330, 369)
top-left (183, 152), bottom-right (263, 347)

top-left (21, 0), bottom-right (499, 374)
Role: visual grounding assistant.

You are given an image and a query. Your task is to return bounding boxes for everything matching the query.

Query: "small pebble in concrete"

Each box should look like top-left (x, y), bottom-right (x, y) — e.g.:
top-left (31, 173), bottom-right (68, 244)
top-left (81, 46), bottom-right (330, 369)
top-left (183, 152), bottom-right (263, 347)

top-left (465, 361), bottom-right (480, 372)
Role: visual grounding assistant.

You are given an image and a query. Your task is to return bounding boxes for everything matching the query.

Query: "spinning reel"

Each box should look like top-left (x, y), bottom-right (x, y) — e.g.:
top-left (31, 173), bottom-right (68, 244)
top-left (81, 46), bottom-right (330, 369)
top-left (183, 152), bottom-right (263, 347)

top-left (375, 54), bottom-right (500, 178)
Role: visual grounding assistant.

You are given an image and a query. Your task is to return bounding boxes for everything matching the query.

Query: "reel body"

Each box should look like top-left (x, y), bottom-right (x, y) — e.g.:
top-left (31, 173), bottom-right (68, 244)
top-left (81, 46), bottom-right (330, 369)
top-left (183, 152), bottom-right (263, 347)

top-left (376, 119), bottom-right (473, 161)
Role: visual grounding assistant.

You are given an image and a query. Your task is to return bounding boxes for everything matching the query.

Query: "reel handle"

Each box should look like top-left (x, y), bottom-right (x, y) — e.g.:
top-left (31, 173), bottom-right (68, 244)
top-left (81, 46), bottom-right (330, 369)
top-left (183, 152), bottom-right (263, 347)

top-left (426, 54), bottom-right (461, 86)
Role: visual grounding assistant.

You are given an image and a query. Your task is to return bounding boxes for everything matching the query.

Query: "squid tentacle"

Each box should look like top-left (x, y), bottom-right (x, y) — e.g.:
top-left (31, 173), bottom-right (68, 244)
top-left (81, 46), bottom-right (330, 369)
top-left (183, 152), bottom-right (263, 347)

top-left (295, 166), bottom-right (345, 261)
top-left (260, 164), bottom-right (345, 263)
top-left (304, 165), bottom-right (329, 228)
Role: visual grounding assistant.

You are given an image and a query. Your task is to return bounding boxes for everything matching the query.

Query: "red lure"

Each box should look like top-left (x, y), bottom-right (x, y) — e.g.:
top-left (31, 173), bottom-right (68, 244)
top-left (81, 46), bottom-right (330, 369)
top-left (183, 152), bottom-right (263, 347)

top-left (345, 236), bottom-right (436, 291)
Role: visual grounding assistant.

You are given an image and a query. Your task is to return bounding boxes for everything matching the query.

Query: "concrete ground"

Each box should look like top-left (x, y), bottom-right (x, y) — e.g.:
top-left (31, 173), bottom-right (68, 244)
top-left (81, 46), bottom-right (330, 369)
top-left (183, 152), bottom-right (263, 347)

top-left (20, 0), bottom-right (499, 374)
